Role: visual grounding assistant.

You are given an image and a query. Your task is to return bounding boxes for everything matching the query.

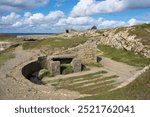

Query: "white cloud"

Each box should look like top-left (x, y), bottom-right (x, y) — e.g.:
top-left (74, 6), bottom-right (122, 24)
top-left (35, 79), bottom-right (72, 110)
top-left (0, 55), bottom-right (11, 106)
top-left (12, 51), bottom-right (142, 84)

top-left (0, 0), bottom-right (50, 12)
top-left (0, 11), bottom-right (65, 32)
top-left (0, 12), bottom-right (20, 25)
top-left (71, 0), bottom-right (150, 17)
top-left (24, 12), bottom-right (32, 18)
top-left (56, 16), bottom-right (95, 26)
top-left (46, 11), bottom-right (65, 21)
top-left (0, 11), bottom-right (147, 33)
top-left (97, 18), bottom-right (126, 29)
top-left (12, 21), bottom-right (22, 27)
top-left (128, 18), bottom-right (138, 26)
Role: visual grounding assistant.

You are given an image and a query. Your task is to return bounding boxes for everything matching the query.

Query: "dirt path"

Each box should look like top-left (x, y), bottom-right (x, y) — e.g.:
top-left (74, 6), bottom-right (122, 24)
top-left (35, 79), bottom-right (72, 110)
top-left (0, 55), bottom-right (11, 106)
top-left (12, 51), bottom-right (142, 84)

top-left (100, 57), bottom-right (140, 88)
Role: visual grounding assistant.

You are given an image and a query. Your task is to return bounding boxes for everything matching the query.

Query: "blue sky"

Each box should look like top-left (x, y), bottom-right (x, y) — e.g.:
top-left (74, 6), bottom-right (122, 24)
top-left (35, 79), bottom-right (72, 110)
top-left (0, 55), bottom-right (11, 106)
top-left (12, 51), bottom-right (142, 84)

top-left (0, 0), bottom-right (150, 33)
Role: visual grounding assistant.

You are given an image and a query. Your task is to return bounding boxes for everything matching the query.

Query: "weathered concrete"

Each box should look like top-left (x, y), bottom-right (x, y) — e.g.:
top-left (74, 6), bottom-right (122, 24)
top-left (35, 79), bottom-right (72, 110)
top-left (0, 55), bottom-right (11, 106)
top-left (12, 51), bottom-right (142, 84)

top-left (38, 56), bottom-right (47, 69)
top-left (58, 40), bottom-right (97, 64)
top-left (49, 61), bottom-right (60, 76)
top-left (71, 59), bottom-right (82, 73)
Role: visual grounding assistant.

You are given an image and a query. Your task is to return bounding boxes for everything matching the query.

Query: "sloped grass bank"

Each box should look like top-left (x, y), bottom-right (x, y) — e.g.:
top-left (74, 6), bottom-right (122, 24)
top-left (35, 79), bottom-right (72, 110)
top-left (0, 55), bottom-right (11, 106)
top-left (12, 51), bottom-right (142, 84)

top-left (129, 23), bottom-right (150, 45)
top-left (98, 44), bottom-right (150, 67)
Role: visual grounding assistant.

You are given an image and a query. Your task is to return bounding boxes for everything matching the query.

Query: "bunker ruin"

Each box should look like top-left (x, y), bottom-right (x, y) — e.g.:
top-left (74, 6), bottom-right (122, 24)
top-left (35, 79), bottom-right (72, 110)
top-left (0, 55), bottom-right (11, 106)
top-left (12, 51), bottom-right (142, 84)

top-left (38, 54), bottom-right (82, 76)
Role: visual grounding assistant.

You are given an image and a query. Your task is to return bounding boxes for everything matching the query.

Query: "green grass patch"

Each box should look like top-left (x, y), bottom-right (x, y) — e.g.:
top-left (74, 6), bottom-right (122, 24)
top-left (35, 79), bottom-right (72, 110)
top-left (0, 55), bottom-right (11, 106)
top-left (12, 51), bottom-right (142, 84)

top-left (39, 69), bottom-right (53, 80)
top-left (0, 49), bottom-right (15, 66)
top-left (61, 64), bottom-right (73, 75)
top-left (82, 68), bottom-right (150, 100)
top-left (98, 44), bottom-right (150, 67)
top-left (23, 36), bottom-right (88, 50)
top-left (86, 63), bottom-right (103, 67)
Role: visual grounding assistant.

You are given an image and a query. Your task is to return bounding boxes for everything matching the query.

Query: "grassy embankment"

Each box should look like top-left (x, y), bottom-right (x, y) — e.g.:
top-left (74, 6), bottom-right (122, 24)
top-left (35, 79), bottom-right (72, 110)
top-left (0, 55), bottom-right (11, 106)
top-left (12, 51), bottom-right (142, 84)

top-left (129, 23), bottom-right (150, 45)
top-left (98, 44), bottom-right (150, 67)
top-left (114, 23), bottom-right (150, 45)
top-left (23, 37), bottom-right (88, 49)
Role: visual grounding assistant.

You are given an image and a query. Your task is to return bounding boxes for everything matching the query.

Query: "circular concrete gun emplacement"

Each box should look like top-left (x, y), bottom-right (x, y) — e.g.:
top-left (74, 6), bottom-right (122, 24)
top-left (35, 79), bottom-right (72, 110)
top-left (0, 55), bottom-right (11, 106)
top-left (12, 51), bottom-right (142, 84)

top-left (22, 54), bottom-right (83, 84)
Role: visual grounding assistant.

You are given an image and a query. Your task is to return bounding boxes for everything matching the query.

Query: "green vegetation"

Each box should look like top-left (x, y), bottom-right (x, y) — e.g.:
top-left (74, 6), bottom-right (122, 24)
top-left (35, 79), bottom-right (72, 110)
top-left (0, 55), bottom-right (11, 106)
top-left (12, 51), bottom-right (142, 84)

top-left (82, 68), bottom-right (150, 100)
top-left (112, 23), bottom-right (150, 45)
top-left (39, 69), bottom-right (53, 80)
top-left (0, 34), bottom-right (18, 42)
top-left (98, 44), bottom-right (150, 67)
top-left (44, 71), bottom-right (118, 95)
top-left (86, 63), bottom-right (103, 67)
top-left (61, 64), bottom-right (73, 75)
top-left (0, 49), bottom-right (15, 66)
top-left (129, 23), bottom-right (150, 45)
top-left (23, 36), bottom-right (88, 50)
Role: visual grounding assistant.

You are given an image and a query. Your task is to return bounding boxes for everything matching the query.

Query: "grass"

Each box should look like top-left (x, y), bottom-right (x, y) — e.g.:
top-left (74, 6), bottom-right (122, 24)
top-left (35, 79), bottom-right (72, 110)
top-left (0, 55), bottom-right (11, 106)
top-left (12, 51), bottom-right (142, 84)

top-left (0, 34), bottom-right (19, 42)
top-left (44, 71), bottom-right (118, 95)
top-left (98, 44), bottom-right (150, 67)
top-left (0, 48), bottom-right (15, 66)
top-left (61, 64), bottom-right (73, 75)
top-left (86, 63), bottom-right (103, 67)
top-left (23, 36), bottom-right (88, 50)
top-left (112, 23), bottom-right (150, 45)
top-left (128, 23), bottom-right (150, 45)
top-left (82, 68), bottom-right (150, 100)
top-left (39, 69), bottom-right (53, 80)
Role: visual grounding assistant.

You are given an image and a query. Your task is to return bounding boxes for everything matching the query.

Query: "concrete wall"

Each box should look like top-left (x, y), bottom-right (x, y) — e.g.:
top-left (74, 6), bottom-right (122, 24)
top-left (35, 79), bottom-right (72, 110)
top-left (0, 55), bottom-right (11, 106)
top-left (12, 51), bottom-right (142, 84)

top-left (58, 40), bottom-right (97, 64)
top-left (22, 61), bottom-right (41, 78)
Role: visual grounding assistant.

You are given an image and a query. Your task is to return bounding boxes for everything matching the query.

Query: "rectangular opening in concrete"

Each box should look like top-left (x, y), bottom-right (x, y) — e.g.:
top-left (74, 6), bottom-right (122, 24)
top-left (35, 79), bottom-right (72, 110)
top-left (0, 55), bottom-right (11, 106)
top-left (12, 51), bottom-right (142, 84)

top-left (52, 58), bottom-right (73, 64)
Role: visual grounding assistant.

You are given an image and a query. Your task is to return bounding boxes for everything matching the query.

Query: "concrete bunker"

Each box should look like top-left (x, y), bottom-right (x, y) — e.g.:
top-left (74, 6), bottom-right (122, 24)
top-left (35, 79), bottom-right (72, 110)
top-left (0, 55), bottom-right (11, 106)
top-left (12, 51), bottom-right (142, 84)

top-left (22, 40), bottom-right (99, 84)
top-left (22, 61), bottom-right (43, 84)
top-left (39, 54), bottom-right (82, 76)
top-left (22, 55), bottom-right (82, 84)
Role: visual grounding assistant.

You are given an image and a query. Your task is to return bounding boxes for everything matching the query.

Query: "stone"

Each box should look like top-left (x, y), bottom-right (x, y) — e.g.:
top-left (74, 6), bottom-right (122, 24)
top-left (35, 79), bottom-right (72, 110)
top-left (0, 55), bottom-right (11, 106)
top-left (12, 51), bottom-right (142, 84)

top-left (71, 58), bottom-right (81, 73)
top-left (38, 56), bottom-right (47, 69)
top-left (59, 40), bottom-right (98, 64)
top-left (48, 61), bottom-right (60, 76)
